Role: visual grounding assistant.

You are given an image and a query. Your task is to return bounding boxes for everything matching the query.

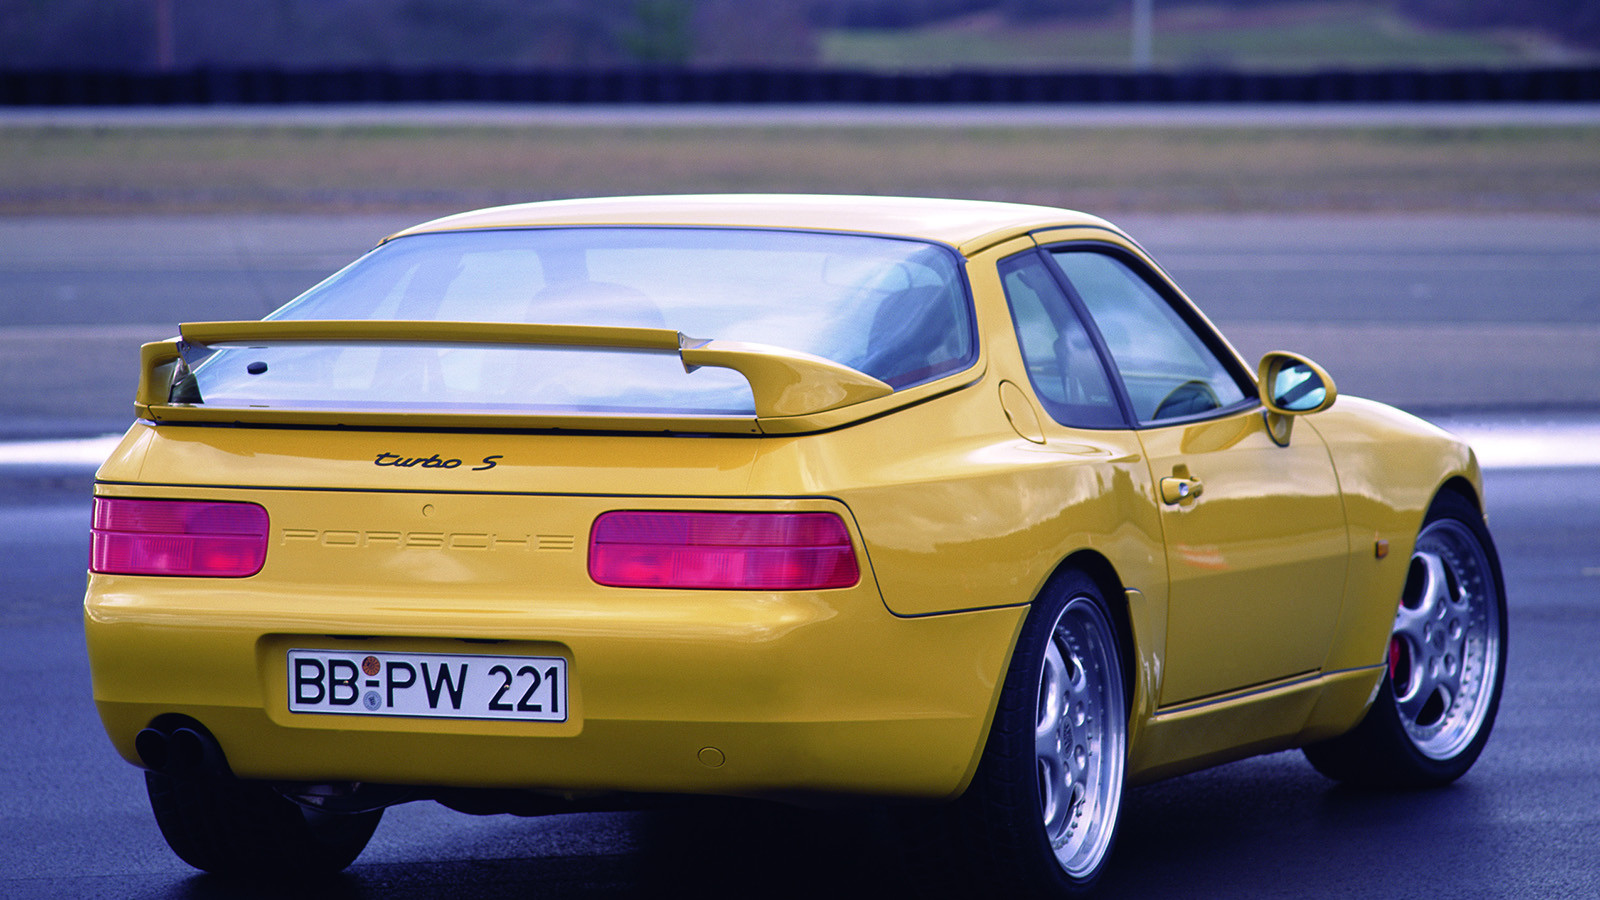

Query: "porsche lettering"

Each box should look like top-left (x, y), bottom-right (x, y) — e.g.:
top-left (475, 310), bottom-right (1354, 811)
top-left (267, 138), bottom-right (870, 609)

top-left (279, 529), bottom-right (543, 551)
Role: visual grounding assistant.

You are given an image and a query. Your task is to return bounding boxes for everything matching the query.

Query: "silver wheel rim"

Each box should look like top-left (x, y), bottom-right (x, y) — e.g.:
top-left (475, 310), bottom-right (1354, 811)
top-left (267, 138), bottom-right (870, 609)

top-left (1389, 518), bottom-right (1502, 760)
top-left (1035, 595), bottom-right (1126, 879)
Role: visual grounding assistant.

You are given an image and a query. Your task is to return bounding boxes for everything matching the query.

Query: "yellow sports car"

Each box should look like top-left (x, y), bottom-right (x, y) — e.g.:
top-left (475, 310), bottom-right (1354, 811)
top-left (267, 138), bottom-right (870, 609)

top-left (85, 195), bottom-right (1506, 895)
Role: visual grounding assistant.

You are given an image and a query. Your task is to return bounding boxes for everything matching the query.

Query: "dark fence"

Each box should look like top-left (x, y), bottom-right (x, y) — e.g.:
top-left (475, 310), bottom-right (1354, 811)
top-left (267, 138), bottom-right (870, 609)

top-left (3, 65), bottom-right (1598, 106)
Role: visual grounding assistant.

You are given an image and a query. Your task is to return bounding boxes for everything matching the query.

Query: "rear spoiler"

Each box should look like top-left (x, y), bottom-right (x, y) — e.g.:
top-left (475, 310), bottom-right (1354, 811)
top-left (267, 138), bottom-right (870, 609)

top-left (136, 320), bottom-right (894, 431)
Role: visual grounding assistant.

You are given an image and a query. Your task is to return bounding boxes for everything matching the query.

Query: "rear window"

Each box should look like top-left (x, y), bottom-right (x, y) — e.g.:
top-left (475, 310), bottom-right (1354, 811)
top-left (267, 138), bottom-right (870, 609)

top-left (183, 227), bottom-right (975, 418)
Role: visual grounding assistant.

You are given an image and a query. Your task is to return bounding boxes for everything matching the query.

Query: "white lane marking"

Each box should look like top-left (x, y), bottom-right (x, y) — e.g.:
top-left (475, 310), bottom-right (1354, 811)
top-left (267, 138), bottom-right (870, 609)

top-left (1, 421), bottom-right (1597, 470)
top-left (1442, 422), bottom-right (1600, 470)
top-left (0, 434), bottom-right (124, 467)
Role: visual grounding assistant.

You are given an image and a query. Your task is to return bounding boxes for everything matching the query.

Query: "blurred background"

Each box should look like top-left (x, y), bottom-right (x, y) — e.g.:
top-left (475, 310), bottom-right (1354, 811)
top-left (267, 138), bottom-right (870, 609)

top-left (1, 1), bottom-right (1598, 437)
top-left (2, 0), bottom-right (1596, 71)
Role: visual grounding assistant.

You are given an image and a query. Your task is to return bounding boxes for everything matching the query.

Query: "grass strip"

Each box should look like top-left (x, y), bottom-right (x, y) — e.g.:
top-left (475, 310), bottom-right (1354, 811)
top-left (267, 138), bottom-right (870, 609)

top-left (2, 124), bottom-right (1596, 214)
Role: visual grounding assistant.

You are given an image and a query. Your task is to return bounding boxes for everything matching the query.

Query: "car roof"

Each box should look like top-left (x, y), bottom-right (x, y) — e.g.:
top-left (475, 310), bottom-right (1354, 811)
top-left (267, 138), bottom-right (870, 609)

top-left (389, 194), bottom-right (1121, 255)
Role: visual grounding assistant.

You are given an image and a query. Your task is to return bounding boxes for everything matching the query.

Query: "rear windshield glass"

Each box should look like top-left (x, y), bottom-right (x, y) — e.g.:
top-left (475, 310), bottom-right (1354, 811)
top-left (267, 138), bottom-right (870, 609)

top-left (185, 227), bottom-right (975, 418)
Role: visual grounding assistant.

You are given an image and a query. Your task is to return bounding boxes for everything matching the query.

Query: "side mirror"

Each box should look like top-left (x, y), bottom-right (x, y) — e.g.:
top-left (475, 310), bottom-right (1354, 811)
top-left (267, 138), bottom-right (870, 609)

top-left (1256, 352), bottom-right (1336, 444)
top-left (1258, 352), bottom-right (1336, 415)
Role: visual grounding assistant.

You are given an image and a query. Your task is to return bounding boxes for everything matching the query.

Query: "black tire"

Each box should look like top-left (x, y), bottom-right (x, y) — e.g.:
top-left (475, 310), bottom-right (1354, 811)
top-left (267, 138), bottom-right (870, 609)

top-left (954, 571), bottom-right (1128, 897)
top-left (1304, 490), bottom-right (1507, 787)
top-left (146, 771), bottom-right (382, 877)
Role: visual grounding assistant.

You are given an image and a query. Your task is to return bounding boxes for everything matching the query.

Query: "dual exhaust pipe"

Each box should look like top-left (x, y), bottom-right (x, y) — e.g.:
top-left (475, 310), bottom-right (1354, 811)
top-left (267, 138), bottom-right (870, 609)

top-left (135, 721), bottom-right (230, 777)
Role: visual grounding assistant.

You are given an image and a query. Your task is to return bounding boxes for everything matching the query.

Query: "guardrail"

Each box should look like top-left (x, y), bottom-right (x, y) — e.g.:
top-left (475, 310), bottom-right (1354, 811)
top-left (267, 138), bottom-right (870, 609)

top-left (3, 66), bottom-right (1597, 106)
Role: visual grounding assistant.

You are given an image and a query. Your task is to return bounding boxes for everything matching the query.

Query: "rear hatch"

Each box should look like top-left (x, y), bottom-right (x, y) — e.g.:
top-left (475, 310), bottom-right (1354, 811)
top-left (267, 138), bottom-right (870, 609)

top-left (101, 221), bottom-right (988, 610)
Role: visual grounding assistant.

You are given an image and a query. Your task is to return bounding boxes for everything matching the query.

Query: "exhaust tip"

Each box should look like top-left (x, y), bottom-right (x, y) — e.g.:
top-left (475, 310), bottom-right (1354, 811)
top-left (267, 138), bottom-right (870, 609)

top-left (168, 727), bottom-right (209, 774)
top-left (134, 727), bottom-right (170, 771)
top-left (137, 718), bottom-right (232, 777)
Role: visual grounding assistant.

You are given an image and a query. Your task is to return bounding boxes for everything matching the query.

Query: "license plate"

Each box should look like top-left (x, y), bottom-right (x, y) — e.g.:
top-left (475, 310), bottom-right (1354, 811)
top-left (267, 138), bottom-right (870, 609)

top-left (288, 649), bottom-right (567, 722)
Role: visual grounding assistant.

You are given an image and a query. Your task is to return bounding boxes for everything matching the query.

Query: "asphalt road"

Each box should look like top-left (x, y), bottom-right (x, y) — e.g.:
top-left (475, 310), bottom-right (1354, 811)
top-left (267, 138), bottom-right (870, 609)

top-left (3, 463), bottom-right (1596, 899)
top-left (1, 213), bottom-right (1597, 439)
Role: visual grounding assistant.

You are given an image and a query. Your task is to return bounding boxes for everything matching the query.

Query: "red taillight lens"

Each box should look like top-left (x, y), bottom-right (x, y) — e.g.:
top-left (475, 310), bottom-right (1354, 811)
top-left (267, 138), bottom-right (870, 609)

top-left (91, 498), bottom-right (269, 577)
top-left (589, 511), bottom-right (860, 590)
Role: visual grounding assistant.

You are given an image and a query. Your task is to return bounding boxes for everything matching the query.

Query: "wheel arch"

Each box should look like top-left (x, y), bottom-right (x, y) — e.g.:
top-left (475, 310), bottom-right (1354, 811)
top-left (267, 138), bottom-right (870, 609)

top-left (1433, 475), bottom-right (1483, 516)
top-left (1428, 474), bottom-right (1509, 614)
top-left (1039, 550), bottom-right (1138, 717)
top-left (1425, 474), bottom-right (1506, 603)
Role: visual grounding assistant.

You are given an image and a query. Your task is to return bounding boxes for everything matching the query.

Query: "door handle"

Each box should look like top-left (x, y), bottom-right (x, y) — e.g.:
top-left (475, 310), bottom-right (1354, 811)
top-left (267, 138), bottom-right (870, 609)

top-left (1160, 475), bottom-right (1204, 504)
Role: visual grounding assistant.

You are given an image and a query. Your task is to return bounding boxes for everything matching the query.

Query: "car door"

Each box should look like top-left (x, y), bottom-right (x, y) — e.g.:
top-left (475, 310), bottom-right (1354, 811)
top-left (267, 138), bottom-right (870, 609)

top-left (1042, 245), bottom-right (1349, 707)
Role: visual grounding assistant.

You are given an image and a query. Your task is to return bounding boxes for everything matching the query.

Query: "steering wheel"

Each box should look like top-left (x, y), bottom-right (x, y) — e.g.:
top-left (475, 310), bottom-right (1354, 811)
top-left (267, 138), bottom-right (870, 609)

top-left (1151, 379), bottom-right (1220, 420)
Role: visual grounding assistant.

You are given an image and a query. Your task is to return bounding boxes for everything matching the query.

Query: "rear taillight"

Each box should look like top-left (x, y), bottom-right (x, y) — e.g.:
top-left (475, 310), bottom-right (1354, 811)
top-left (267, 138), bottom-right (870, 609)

top-left (589, 511), bottom-right (860, 590)
top-left (91, 498), bottom-right (269, 577)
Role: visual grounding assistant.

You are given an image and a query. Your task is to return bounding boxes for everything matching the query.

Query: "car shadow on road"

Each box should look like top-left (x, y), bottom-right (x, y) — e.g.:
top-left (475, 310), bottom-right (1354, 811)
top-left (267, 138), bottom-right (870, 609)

top-left (129, 801), bottom-right (907, 900)
top-left (124, 752), bottom-right (1497, 900)
top-left (1101, 750), bottom-right (1498, 899)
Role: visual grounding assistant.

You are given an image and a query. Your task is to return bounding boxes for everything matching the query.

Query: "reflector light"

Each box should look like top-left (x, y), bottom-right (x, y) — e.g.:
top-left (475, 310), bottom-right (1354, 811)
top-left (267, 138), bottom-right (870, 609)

top-left (91, 498), bottom-right (269, 577)
top-left (589, 511), bottom-right (859, 590)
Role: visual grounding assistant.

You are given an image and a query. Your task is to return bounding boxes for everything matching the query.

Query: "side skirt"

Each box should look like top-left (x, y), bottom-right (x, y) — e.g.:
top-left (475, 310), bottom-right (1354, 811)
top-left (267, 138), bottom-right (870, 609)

top-left (1127, 664), bottom-right (1384, 785)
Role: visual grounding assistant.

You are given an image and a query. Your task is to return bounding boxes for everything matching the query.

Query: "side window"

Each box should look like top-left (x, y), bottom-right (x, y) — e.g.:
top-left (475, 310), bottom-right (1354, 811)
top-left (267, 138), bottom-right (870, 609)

top-left (998, 253), bottom-right (1123, 428)
top-left (1048, 249), bottom-right (1249, 424)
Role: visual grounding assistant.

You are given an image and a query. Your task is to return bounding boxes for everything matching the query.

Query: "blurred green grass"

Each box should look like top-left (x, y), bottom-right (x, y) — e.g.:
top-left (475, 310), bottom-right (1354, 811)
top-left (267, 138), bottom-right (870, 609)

top-left (819, 2), bottom-right (1586, 71)
top-left (3, 123), bottom-right (1598, 214)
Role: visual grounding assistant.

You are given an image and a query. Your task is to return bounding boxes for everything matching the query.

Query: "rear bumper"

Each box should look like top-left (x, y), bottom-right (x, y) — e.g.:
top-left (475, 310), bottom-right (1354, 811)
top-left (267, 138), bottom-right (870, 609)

top-left (85, 574), bottom-right (1025, 802)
